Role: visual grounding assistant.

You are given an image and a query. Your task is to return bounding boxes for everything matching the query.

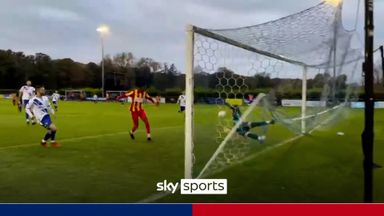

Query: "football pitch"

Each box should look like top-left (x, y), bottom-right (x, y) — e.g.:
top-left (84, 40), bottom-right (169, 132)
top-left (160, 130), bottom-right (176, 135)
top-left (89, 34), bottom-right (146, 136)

top-left (0, 99), bottom-right (383, 203)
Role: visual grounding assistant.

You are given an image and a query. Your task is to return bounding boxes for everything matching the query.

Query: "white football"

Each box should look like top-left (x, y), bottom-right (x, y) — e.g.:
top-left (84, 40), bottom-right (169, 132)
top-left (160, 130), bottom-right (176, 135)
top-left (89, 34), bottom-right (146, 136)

top-left (218, 110), bottom-right (226, 117)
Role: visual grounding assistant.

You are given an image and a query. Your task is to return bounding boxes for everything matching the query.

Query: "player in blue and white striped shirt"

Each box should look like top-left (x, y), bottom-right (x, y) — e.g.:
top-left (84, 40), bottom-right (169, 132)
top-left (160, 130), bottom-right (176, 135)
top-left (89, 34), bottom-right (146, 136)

top-left (19, 80), bottom-right (36, 124)
top-left (51, 91), bottom-right (60, 111)
top-left (26, 86), bottom-right (60, 148)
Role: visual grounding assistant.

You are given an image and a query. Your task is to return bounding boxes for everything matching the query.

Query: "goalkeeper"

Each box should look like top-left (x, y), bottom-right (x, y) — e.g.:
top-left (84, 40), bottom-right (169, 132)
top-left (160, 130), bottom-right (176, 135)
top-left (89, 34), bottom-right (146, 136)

top-left (225, 102), bottom-right (275, 143)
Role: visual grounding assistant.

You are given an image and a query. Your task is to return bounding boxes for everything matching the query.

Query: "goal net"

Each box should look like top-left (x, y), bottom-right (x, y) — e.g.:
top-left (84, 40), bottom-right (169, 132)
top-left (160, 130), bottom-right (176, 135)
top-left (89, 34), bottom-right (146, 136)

top-left (185, 1), bottom-right (362, 179)
top-left (106, 90), bottom-right (126, 101)
top-left (64, 90), bottom-right (85, 101)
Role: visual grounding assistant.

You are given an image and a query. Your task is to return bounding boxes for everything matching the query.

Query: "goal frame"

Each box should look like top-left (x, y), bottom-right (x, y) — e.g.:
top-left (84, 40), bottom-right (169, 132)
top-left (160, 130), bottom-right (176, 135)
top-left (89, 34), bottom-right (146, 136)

top-left (184, 24), bottom-right (327, 179)
top-left (64, 90), bottom-right (85, 101)
top-left (105, 90), bottom-right (126, 100)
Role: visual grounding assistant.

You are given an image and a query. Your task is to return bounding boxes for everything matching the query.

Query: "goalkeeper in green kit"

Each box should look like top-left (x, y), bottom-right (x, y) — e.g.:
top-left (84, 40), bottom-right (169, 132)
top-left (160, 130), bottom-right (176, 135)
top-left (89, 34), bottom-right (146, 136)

top-left (224, 102), bottom-right (275, 143)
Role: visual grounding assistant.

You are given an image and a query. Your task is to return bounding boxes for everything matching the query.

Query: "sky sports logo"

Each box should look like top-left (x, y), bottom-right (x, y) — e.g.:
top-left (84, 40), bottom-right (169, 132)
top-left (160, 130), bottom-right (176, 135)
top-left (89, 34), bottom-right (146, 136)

top-left (156, 179), bottom-right (227, 195)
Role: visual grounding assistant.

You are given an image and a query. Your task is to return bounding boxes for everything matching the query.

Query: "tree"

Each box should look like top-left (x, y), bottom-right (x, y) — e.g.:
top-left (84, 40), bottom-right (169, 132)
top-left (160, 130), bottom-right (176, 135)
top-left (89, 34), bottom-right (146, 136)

top-left (113, 52), bottom-right (134, 68)
top-left (86, 62), bottom-right (101, 88)
top-left (336, 74), bottom-right (347, 90)
top-left (0, 48), bottom-right (181, 94)
top-left (253, 72), bottom-right (272, 88)
top-left (32, 53), bottom-right (53, 87)
top-left (168, 64), bottom-right (178, 74)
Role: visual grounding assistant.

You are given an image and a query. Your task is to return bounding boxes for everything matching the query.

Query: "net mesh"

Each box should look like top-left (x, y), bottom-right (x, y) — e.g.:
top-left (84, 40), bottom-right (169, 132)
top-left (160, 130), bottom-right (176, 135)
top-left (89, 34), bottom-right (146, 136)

top-left (191, 1), bottom-right (362, 179)
top-left (207, 2), bottom-right (361, 67)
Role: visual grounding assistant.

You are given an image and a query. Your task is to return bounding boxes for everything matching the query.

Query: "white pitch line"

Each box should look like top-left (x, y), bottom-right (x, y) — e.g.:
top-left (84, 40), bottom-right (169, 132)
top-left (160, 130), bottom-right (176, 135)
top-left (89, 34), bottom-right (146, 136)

top-left (0, 126), bottom-right (182, 151)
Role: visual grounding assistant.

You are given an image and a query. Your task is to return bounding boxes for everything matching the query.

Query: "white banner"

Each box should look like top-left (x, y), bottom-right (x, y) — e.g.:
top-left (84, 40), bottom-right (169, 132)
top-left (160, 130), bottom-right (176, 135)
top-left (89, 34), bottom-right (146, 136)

top-left (281, 99), bottom-right (326, 107)
top-left (158, 97), bottom-right (166, 104)
top-left (351, 101), bottom-right (384, 109)
top-left (376, 102), bottom-right (384, 108)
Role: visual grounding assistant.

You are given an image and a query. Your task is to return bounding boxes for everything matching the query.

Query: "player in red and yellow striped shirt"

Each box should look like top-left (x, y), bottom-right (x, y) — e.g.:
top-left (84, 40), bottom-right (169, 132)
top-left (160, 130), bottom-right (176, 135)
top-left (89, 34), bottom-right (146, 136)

top-left (117, 89), bottom-right (158, 141)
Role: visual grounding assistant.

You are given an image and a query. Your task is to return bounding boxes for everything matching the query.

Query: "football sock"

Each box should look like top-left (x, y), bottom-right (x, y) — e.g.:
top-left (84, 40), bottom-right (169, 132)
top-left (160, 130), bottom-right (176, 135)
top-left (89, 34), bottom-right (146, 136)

top-left (143, 120), bottom-right (151, 134)
top-left (43, 132), bottom-right (51, 141)
top-left (51, 131), bottom-right (56, 141)
top-left (245, 132), bottom-right (259, 140)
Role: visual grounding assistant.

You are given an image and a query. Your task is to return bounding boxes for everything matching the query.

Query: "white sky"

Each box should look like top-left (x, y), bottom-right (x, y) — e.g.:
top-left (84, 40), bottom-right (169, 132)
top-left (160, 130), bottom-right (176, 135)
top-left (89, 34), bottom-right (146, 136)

top-left (0, 0), bottom-right (383, 72)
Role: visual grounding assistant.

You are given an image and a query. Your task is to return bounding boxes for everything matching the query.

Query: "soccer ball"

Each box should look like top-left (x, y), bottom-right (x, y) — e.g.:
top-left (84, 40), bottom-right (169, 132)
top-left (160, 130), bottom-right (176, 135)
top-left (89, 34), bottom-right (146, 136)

top-left (218, 110), bottom-right (226, 117)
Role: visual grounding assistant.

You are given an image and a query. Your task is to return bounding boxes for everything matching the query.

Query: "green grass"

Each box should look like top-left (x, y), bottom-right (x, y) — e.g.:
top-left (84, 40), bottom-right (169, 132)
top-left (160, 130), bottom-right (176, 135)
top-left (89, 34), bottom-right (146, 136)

top-left (0, 99), bottom-right (383, 203)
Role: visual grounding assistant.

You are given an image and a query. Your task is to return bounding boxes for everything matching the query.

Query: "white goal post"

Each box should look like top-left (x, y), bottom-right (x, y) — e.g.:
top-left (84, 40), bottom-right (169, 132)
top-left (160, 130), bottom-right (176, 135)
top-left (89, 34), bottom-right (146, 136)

top-left (184, 25), bottom-right (195, 179)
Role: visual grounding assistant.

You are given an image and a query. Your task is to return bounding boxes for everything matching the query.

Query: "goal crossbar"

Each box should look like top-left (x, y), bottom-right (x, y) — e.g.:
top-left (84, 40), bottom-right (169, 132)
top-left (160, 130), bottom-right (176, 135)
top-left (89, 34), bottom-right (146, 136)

top-left (193, 26), bottom-right (307, 67)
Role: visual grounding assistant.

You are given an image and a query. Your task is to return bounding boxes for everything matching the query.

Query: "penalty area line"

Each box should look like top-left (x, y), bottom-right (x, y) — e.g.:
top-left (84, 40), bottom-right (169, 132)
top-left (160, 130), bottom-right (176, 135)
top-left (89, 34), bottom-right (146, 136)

top-left (0, 126), bottom-right (182, 151)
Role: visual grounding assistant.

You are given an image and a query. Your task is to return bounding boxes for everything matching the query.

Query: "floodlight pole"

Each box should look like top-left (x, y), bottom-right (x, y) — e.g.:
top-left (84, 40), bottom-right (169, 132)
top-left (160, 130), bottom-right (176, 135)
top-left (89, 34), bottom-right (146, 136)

top-left (101, 36), bottom-right (105, 98)
top-left (362, 0), bottom-right (374, 203)
top-left (185, 25), bottom-right (195, 179)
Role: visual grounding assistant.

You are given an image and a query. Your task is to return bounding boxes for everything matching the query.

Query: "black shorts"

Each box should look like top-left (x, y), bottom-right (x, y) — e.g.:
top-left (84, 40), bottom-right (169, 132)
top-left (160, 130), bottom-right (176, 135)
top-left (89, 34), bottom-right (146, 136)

top-left (236, 122), bottom-right (250, 136)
